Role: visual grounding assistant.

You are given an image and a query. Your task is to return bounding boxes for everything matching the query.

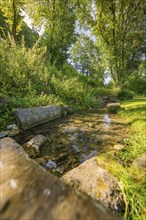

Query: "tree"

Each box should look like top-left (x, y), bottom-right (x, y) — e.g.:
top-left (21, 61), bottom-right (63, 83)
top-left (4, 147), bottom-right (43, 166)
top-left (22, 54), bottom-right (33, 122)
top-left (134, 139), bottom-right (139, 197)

top-left (74, 0), bottom-right (145, 87)
top-left (70, 33), bottom-right (104, 85)
top-left (26, 0), bottom-right (76, 66)
top-left (0, 0), bottom-right (25, 42)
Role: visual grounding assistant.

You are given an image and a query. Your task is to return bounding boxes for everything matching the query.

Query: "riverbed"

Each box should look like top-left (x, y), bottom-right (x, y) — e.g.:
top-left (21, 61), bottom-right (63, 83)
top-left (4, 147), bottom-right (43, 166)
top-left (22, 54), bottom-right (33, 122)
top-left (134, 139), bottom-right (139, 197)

top-left (15, 108), bottom-right (128, 176)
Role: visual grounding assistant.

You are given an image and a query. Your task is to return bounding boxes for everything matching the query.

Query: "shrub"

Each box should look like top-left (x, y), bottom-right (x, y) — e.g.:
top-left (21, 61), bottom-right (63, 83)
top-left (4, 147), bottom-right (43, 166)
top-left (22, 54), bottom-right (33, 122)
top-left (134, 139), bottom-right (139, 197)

top-left (117, 89), bottom-right (134, 101)
top-left (0, 38), bottom-right (49, 97)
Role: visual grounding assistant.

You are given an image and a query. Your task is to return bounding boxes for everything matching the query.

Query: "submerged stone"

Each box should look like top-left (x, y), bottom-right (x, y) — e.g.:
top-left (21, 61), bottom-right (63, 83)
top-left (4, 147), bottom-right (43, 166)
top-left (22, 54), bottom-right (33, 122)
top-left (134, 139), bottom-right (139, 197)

top-left (43, 160), bottom-right (57, 169)
top-left (24, 134), bottom-right (47, 158)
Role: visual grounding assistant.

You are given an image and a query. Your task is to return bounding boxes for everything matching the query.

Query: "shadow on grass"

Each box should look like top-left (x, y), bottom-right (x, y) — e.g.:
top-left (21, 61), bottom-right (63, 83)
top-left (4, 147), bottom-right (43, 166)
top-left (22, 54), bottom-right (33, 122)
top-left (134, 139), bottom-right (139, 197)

top-left (121, 98), bottom-right (146, 104)
top-left (124, 106), bottom-right (146, 113)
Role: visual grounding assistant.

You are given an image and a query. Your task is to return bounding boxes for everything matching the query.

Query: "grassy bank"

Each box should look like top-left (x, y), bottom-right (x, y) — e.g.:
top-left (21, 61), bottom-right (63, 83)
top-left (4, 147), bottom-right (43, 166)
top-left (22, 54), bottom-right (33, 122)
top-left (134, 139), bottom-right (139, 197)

top-left (97, 98), bottom-right (146, 220)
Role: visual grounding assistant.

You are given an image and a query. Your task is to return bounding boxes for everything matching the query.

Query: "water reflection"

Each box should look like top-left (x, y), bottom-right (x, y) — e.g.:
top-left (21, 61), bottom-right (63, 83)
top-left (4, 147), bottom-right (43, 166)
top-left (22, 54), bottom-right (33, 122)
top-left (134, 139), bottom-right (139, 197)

top-left (103, 114), bottom-right (111, 130)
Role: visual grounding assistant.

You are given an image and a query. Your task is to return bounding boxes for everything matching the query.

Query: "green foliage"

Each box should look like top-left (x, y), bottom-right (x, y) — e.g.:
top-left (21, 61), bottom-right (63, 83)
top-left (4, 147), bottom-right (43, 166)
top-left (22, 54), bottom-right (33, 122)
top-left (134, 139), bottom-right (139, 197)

top-left (0, 39), bottom-right (103, 130)
top-left (0, 38), bottom-right (48, 96)
top-left (95, 87), bottom-right (120, 97)
top-left (70, 33), bottom-right (104, 84)
top-left (50, 71), bottom-right (97, 109)
top-left (126, 61), bottom-right (146, 95)
top-left (75, 0), bottom-right (145, 86)
top-left (18, 22), bottom-right (39, 48)
top-left (117, 89), bottom-right (134, 101)
top-left (26, 0), bottom-right (76, 65)
top-left (0, 0), bottom-right (25, 41)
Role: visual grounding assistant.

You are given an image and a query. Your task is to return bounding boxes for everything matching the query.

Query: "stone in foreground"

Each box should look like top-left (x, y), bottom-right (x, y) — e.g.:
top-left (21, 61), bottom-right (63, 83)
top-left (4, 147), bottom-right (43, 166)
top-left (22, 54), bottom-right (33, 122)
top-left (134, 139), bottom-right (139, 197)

top-left (14, 105), bottom-right (62, 130)
top-left (24, 134), bottom-right (47, 157)
top-left (62, 157), bottom-right (125, 215)
top-left (107, 103), bottom-right (121, 113)
top-left (0, 138), bottom-right (122, 220)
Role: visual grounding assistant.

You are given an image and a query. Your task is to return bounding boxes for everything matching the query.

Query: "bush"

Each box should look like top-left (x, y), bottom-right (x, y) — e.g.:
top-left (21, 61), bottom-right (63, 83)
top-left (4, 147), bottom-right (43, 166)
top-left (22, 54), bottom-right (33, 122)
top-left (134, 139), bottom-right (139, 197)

top-left (117, 89), bottom-right (134, 101)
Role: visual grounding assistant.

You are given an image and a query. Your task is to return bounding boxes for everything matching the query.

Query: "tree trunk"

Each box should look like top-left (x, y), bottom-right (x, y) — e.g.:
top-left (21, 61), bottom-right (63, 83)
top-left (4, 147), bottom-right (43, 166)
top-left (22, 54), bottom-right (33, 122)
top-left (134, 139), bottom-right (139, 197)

top-left (12, 0), bottom-right (17, 43)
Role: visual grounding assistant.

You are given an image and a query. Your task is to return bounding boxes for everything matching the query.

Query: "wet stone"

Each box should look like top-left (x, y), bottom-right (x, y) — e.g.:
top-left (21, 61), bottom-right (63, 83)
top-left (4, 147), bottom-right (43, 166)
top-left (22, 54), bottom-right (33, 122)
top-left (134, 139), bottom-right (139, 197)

top-left (0, 131), bottom-right (9, 139)
top-left (24, 135), bottom-right (47, 158)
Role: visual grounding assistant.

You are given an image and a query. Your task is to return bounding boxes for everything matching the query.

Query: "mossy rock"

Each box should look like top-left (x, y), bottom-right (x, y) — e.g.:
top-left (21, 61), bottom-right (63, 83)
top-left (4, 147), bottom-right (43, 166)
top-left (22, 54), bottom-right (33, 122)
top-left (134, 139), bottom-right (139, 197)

top-left (107, 103), bottom-right (121, 114)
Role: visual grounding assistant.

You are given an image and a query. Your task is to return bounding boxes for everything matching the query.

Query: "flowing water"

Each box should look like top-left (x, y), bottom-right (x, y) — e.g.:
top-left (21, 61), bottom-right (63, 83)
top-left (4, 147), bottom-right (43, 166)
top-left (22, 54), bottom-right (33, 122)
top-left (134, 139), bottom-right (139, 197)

top-left (15, 108), bottom-right (128, 177)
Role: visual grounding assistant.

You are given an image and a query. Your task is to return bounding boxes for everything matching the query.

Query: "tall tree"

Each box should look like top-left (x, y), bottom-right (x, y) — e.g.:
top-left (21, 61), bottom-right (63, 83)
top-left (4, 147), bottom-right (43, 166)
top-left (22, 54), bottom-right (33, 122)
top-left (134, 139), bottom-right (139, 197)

top-left (70, 33), bottom-right (104, 85)
top-left (26, 0), bottom-right (76, 66)
top-left (93, 0), bottom-right (145, 86)
top-left (74, 0), bottom-right (145, 86)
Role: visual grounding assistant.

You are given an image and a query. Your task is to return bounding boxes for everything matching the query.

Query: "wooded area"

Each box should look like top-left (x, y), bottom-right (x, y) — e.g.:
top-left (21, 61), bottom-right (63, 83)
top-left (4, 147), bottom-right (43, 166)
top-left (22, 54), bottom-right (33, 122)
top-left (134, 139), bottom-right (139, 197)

top-left (0, 1), bottom-right (146, 220)
top-left (0, 1), bottom-right (145, 126)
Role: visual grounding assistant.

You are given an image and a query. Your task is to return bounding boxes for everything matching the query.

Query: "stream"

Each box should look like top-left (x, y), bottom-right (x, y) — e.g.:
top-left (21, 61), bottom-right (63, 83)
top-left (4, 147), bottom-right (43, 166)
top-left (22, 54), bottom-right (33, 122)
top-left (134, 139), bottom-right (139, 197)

top-left (15, 108), bottom-right (128, 177)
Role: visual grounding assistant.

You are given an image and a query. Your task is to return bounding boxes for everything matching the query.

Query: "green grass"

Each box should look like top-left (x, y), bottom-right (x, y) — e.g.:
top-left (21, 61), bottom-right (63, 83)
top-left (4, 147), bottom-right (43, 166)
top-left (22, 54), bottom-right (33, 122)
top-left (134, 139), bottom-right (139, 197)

top-left (118, 98), bottom-right (146, 164)
top-left (97, 155), bottom-right (146, 220)
top-left (97, 98), bottom-right (146, 220)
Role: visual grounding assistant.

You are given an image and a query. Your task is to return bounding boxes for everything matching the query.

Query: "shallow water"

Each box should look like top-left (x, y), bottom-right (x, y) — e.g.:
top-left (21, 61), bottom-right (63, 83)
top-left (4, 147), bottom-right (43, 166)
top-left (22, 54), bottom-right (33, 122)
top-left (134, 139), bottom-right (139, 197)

top-left (15, 108), bottom-right (128, 176)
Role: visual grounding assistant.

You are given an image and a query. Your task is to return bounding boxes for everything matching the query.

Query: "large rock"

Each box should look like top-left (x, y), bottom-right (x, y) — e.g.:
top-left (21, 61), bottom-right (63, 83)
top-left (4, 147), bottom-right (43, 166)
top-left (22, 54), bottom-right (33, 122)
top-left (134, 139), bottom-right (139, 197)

top-left (14, 105), bottom-right (62, 130)
top-left (0, 138), bottom-right (122, 220)
top-left (107, 103), bottom-right (121, 114)
top-left (62, 157), bottom-right (125, 215)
